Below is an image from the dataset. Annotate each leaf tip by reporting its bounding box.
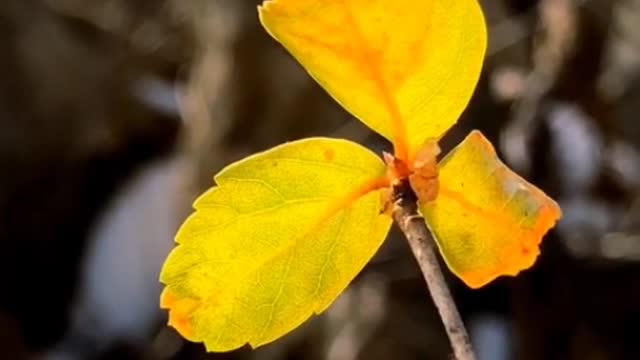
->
[460,199,562,289]
[258,0,280,23]
[467,130,496,156]
[257,0,274,12]
[160,288,199,342]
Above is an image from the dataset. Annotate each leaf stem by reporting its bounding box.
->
[392,179,477,360]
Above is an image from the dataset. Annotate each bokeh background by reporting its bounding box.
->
[1,0,639,359]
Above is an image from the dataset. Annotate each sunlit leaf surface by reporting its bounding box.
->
[160,138,391,351]
[161,0,562,352]
[421,131,562,288]
[259,0,487,161]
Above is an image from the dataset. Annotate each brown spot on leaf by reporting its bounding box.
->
[323,148,335,161]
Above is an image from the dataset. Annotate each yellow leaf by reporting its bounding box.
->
[420,131,562,288]
[160,138,391,351]
[259,0,487,162]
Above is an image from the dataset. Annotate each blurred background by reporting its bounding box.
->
[1,0,639,359]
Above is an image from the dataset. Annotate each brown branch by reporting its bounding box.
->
[392,180,477,360]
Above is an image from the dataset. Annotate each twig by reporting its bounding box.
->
[392,180,477,360]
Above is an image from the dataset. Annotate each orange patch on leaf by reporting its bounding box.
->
[161,288,200,341]
[337,4,411,161]
[441,184,562,289]
[323,148,335,161]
